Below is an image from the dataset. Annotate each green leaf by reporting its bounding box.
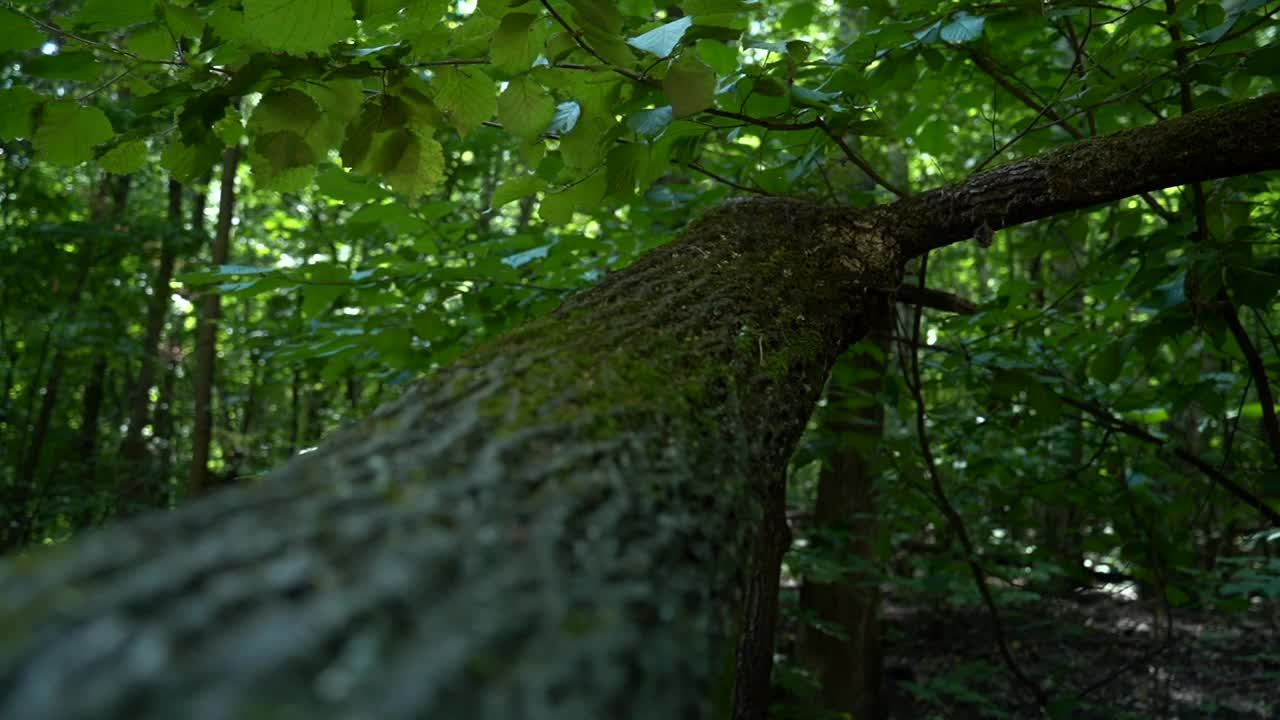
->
[384,132,445,197]
[626,16,694,58]
[940,12,984,43]
[242,0,357,54]
[626,106,673,137]
[566,0,622,34]
[663,53,716,118]
[1244,43,1280,77]
[560,113,611,170]
[251,130,318,191]
[72,0,157,30]
[539,174,606,224]
[0,8,44,52]
[491,13,546,74]
[1090,340,1126,385]
[161,137,222,183]
[476,0,518,17]
[98,140,149,174]
[498,75,556,140]
[492,175,548,208]
[362,0,447,31]
[316,165,389,202]
[433,66,497,136]
[24,52,100,82]
[125,23,178,61]
[0,87,45,139]
[779,3,816,30]
[695,38,738,75]
[684,0,749,13]
[605,143,648,198]
[250,89,325,135]
[303,284,345,319]
[32,101,116,167]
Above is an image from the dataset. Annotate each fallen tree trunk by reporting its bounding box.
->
[1,92,1277,720]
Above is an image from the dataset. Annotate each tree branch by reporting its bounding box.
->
[1060,395,1280,525]
[892,92,1280,258]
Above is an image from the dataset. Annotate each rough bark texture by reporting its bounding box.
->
[2,92,1279,720]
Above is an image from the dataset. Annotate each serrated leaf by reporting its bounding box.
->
[626,106,673,137]
[33,101,116,167]
[940,12,984,43]
[0,8,44,52]
[492,175,548,207]
[663,53,716,118]
[242,0,356,54]
[98,140,148,174]
[72,0,157,30]
[433,66,497,136]
[491,12,545,74]
[498,76,556,140]
[626,16,693,58]
[0,87,45,139]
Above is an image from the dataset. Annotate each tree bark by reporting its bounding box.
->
[0,93,1277,720]
[800,310,892,719]
[118,180,183,510]
[188,148,240,495]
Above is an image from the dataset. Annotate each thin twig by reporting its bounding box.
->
[817,118,907,197]
[906,253,1050,711]
[1061,396,1280,525]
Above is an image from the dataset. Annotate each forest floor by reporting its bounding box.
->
[882,595,1279,719]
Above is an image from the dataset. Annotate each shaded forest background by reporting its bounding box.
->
[1,0,1278,718]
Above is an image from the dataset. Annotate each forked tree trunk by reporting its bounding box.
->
[0,94,1277,720]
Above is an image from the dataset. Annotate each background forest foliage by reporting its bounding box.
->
[0,0,1278,717]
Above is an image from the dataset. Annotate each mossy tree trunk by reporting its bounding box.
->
[0,94,1277,720]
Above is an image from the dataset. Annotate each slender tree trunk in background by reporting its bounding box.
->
[73,355,108,526]
[800,308,892,719]
[188,148,240,495]
[1038,248,1085,591]
[153,322,181,503]
[289,364,302,454]
[1,92,1277,720]
[118,180,183,510]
